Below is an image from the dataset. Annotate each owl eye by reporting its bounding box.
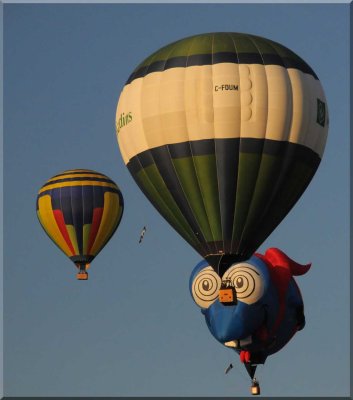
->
[222,263,264,304]
[191,266,221,308]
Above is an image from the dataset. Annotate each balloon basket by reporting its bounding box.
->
[219,288,235,304]
[250,381,260,396]
[76,271,88,280]
[219,279,237,306]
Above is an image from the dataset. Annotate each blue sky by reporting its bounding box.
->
[3,3,350,397]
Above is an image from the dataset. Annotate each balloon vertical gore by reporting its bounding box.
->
[116,32,328,274]
[36,169,124,278]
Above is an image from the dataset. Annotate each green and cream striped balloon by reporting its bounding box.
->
[115,32,328,274]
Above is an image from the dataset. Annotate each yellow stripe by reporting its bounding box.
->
[82,224,91,254]
[37,195,73,257]
[54,169,94,174]
[38,180,118,194]
[46,173,109,183]
[90,192,122,255]
[66,225,79,255]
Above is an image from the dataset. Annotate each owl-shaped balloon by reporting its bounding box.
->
[189,248,310,385]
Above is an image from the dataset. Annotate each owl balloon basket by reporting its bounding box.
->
[251,378,260,395]
[226,360,261,395]
[219,278,237,306]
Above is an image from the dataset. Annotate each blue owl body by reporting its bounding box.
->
[189,248,310,367]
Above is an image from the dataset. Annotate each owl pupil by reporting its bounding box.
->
[236,277,244,288]
[202,281,210,290]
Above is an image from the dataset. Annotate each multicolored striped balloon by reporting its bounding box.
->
[116,32,328,275]
[36,169,124,280]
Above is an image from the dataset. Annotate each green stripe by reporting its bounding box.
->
[128,139,320,175]
[190,154,222,241]
[128,149,318,261]
[136,32,305,68]
[83,224,91,254]
[135,164,200,248]
[173,155,221,243]
[248,161,317,252]
[232,153,262,246]
[126,32,318,85]
[236,153,290,248]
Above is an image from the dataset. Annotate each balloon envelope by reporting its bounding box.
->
[189,248,311,382]
[116,32,328,273]
[36,169,124,276]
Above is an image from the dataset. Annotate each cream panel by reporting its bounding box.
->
[312,82,328,157]
[212,63,241,138]
[289,71,314,149]
[264,65,293,142]
[286,69,309,145]
[184,65,215,140]
[287,70,328,157]
[116,86,129,163]
[239,64,268,139]
[117,64,328,164]
[116,79,148,164]
[140,71,164,150]
[159,68,189,145]
[302,74,328,157]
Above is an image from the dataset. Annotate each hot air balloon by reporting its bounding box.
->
[189,248,311,395]
[116,32,328,275]
[36,169,124,280]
